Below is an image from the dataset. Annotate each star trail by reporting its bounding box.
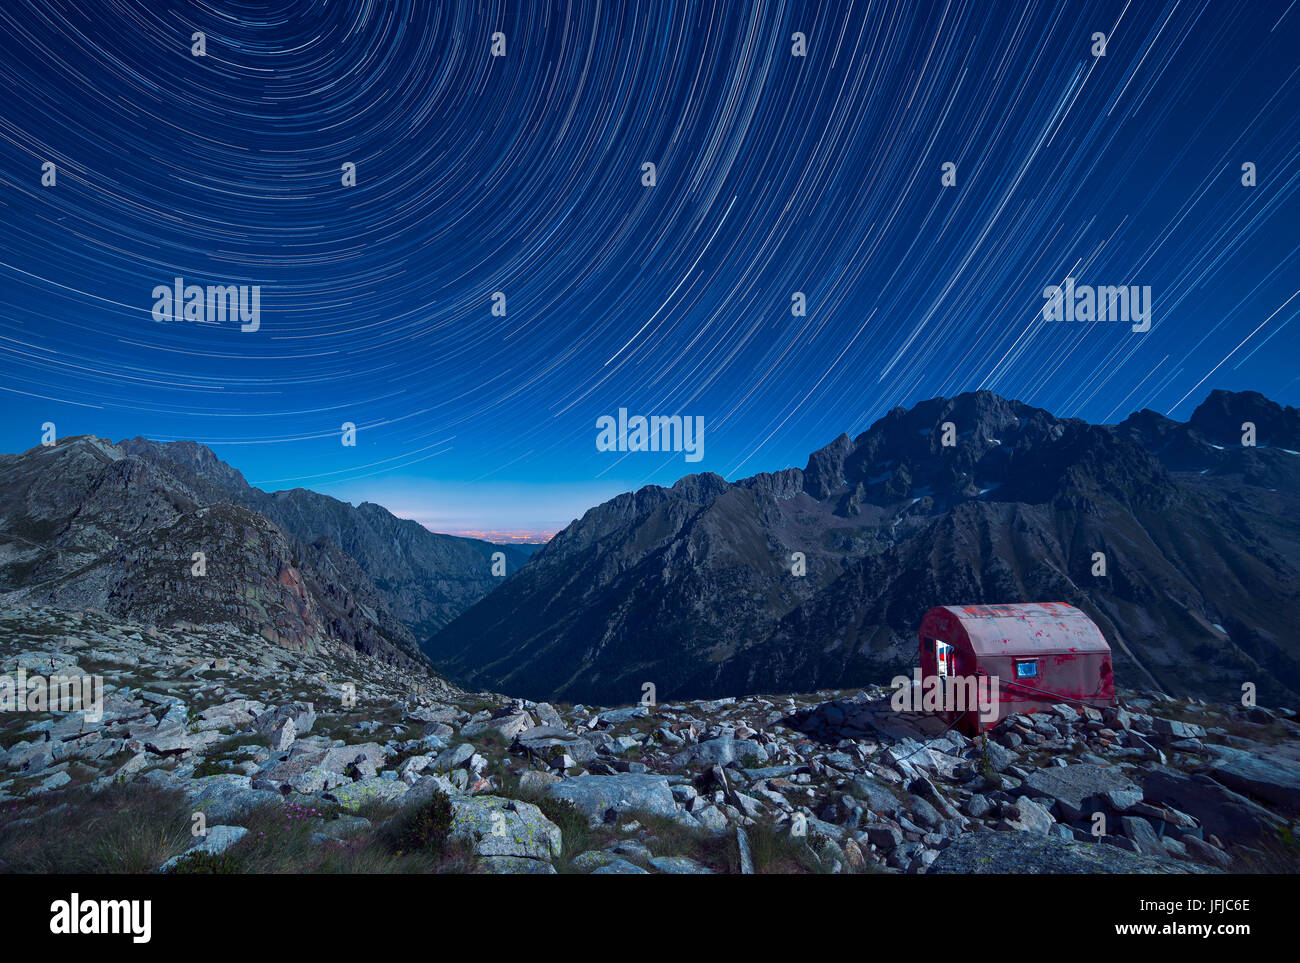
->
[0,0,1296,533]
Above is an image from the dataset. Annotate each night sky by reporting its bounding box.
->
[1,1,1296,535]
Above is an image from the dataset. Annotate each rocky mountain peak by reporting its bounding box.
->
[0,431,533,671]
[118,436,252,492]
[1188,389,1300,448]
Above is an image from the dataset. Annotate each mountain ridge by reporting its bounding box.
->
[425,389,1300,706]
[0,434,530,669]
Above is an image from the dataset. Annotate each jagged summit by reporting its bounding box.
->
[427,389,1300,707]
[1188,390,1300,447]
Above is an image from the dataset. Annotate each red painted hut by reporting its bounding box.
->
[917,602,1116,733]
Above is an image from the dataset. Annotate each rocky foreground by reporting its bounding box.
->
[1,603,1297,874]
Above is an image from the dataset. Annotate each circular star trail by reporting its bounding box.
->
[0,0,1296,531]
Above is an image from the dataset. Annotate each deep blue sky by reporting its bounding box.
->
[1,0,1296,534]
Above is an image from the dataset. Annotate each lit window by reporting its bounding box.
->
[1015,660,1038,679]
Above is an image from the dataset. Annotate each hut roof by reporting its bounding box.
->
[927,602,1110,657]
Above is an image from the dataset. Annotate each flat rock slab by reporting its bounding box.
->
[1141,767,1284,842]
[545,773,679,825]
[1206,745,1300,813]
[1023,764,1141,821]
[671,733,769,768]
[928,832,1212,874]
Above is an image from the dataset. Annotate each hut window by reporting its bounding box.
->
[1014,660,1038,679]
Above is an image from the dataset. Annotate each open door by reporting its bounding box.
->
[934,639,955,678]
[933,638,957,725]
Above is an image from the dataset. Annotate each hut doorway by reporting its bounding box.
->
[934,638,955,678]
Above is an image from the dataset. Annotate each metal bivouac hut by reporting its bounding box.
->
[918,602,1116,732]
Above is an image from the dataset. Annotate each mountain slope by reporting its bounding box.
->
[0,435,528,667]
[116,436,532,639]
[426,390,1300,706]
